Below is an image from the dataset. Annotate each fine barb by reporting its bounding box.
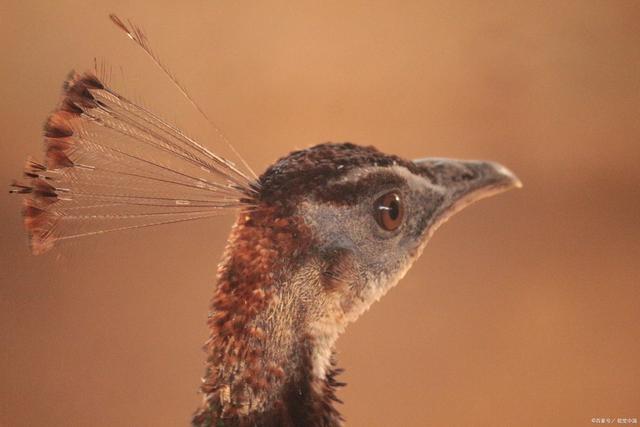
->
[108,14,258,181]
[10,71,257,254]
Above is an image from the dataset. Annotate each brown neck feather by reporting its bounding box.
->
[191,206,344,427]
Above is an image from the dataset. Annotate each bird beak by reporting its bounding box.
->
[412,157,522,232]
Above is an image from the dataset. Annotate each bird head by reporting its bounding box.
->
[239,142,522,381]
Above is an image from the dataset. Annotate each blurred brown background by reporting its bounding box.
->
[1,1,639,426]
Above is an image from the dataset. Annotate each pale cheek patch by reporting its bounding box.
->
[308,256,414,381]
[302,166,436,381]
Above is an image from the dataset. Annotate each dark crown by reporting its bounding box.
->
[258,142,419,207]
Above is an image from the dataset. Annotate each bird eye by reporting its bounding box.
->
[373,191,404,231]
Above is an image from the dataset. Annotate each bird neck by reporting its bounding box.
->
[192,207,344,427]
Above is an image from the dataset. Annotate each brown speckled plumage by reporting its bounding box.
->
[194,208,314,422]
[192,144,422,425]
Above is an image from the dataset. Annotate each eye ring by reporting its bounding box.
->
[373,191,404,231]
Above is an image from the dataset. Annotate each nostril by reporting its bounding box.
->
[460,170,476,181]
[450,165,476,182]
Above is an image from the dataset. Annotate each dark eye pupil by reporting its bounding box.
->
[373,191,404,231]
[388,200,399,220]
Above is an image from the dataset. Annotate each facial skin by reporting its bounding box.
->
[296,159,521,380]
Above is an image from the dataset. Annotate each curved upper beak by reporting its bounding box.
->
[413,157,522,225]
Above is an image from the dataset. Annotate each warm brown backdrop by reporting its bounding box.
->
[1,1,639,426]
